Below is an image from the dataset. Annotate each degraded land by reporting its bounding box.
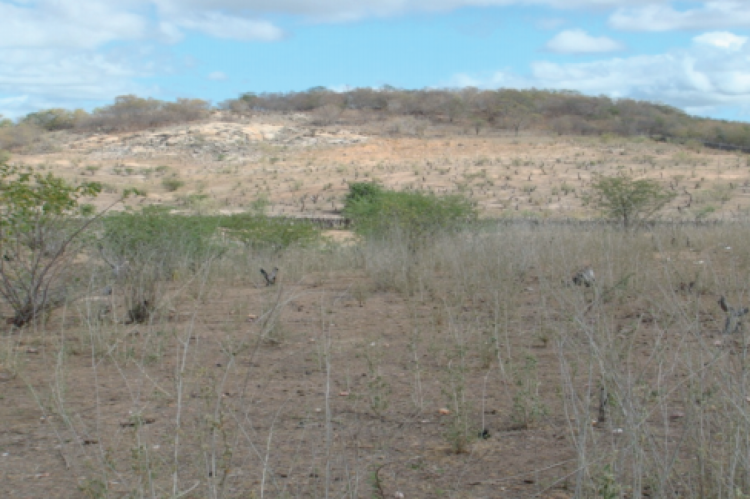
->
[2,94,750,498]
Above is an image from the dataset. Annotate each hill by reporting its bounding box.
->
[3,106,750,223]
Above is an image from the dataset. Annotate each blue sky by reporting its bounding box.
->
[2,1,750,121]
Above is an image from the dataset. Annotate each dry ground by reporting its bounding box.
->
[12,114,750,220]
[3,117,750,498]
[0,268,581,498]
[2,224,750,498]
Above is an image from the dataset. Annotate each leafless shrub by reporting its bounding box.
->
[218,98,253,116]
[0,123,45,151]
[76,95,210,133]
[384,116,428,137]
[310,104,342,126]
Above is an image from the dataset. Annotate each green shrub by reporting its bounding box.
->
[99,207,224,323]
[0,163,103,325]
[585,174,676,228]
[343,182,477,241]
[99,207,222,282]
[79,204,96,217]
[100,209,321,275]
[98,208,319,321]
[217,214,321,250]
[344,182,384,205]
[162,177,185,192]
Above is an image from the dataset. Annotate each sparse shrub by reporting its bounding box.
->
[175,193,212,212]
[441,361,475,454]
[585,173,676,228]
[249,194,270,215]
[310,104,342,125]
[385,116,428,137]
[101,183,119,194]
[0,163,103,326]
[706,182,734,205]
[511,354,548,429]
[79,204,96,217]
[695,205,716,219]
[162,177,185,192]
[363,346,391,416]
[20,108,87,131]
[0,123,45,151]
[77,95,210,133]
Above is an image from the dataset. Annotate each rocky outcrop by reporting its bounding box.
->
[68,121,368,160]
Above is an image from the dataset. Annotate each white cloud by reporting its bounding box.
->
[0,0,283,118]
[154,0,664,23]
[610,2,750,32]
[694,31,747,50]
[451,35,750,118]
[157,21,185,44]
[167,11,286,41]
[0,49,154,118]
[0,0,148,49]
[545,29,624,54]
[207,71,228,81]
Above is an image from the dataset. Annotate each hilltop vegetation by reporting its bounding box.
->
[2,87,750,152]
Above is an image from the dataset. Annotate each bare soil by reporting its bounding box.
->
[0,254,736,498]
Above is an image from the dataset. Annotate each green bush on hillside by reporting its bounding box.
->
[162,177,185,192]
[343,182,477,240]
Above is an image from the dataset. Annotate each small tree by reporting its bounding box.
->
[586,174,676,228]
[0,163,109,326]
